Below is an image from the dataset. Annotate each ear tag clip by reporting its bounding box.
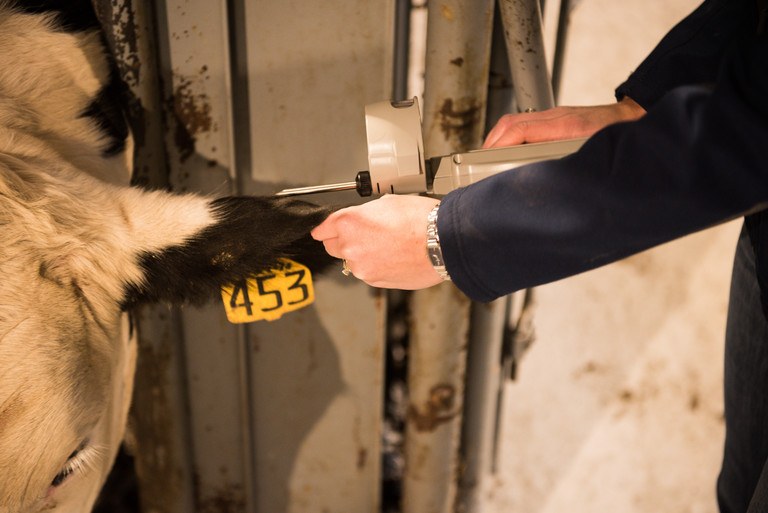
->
[221,259,315,323]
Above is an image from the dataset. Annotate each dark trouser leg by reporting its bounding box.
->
[718,225,768,513]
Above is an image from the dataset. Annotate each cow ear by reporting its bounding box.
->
[120,194,336,308]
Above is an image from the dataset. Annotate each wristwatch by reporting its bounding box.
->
[426,203,451,281]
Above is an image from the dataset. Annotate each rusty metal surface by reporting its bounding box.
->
[402,2,493,513]
[453,4,555,511]
[404,286,471,513]
[421,0,494,156]
[157,0,235,179]
[498,0,555,111]
[98,1,419,512]
[130,308,196,513]
[93,0,172,188]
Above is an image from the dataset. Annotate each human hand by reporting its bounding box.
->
[311,195,444,290]
[483,97,645,148]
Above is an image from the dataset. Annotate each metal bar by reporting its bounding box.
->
[404,1,494,512]
[458,2,555,511]
[485,1,516,133]
[404,287,472,513]
[421,0,495,155]
[276,181,358,197]
[551,0,572,103]
[455,300,507,513]
[227,1,259,510]
[498,0,555,111]
[393,0,412,101]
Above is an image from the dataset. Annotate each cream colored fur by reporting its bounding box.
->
[0,5,212,512]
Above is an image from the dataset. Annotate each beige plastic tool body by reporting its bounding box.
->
[366,97,585,196]
[429,138,586,195]
[276,97,586,198]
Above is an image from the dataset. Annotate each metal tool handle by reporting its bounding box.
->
[429,138,587,196]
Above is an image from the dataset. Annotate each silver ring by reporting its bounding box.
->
[341,259,352,276]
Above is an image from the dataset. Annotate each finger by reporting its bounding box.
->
[484,123,525,148]
[321,238,342,258]
[483,118,511,148]
[310,214,340,241]
[483,116,528,148]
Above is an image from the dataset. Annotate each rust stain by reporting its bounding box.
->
[171,74,214,162]
[130,312,183,513]
[97,0,141,89]
[440,4,455,21]
[572,360,600,379]
[94,0,149,158]
[437,98,481,150]
[407,384,458,432]
[196,479,246,513]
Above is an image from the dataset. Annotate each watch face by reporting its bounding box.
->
[427,245,445,266]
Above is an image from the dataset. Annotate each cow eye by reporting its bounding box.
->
[51,441,89,487]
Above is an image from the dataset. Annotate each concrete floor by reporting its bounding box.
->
[487,1,741,512]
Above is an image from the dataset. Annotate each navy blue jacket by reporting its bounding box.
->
[438,0,768,303]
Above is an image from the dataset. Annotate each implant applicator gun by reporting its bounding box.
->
[276,97,585,198]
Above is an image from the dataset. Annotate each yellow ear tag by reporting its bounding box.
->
[221,259,315,323]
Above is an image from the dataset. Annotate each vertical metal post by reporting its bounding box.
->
[498,0,555,111]
[241,1,393,511]
[456,299,507,513]
[421,0,495,155]
[485,1,516,132]
[392,0,412,101]
[551,0,572,103]
[404,2,494,513]
[458,2,555,511]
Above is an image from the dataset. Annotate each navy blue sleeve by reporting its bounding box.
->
[439,37,768,303]
[615,0,751,109]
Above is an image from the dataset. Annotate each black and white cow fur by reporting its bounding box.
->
[0,2,334,511]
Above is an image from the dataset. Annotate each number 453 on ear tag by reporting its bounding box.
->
[221,259,315,323]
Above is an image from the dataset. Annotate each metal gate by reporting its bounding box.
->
[95,0,568,511]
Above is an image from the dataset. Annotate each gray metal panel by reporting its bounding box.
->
[245,0,395,187]
[247,280,385,513]
[142,0,392,511]
[239,1,394,511]
[152,1,255,511]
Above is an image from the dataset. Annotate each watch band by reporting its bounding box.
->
[427,203,451,281]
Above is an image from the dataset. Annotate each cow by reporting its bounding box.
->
[0,2,334,511]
